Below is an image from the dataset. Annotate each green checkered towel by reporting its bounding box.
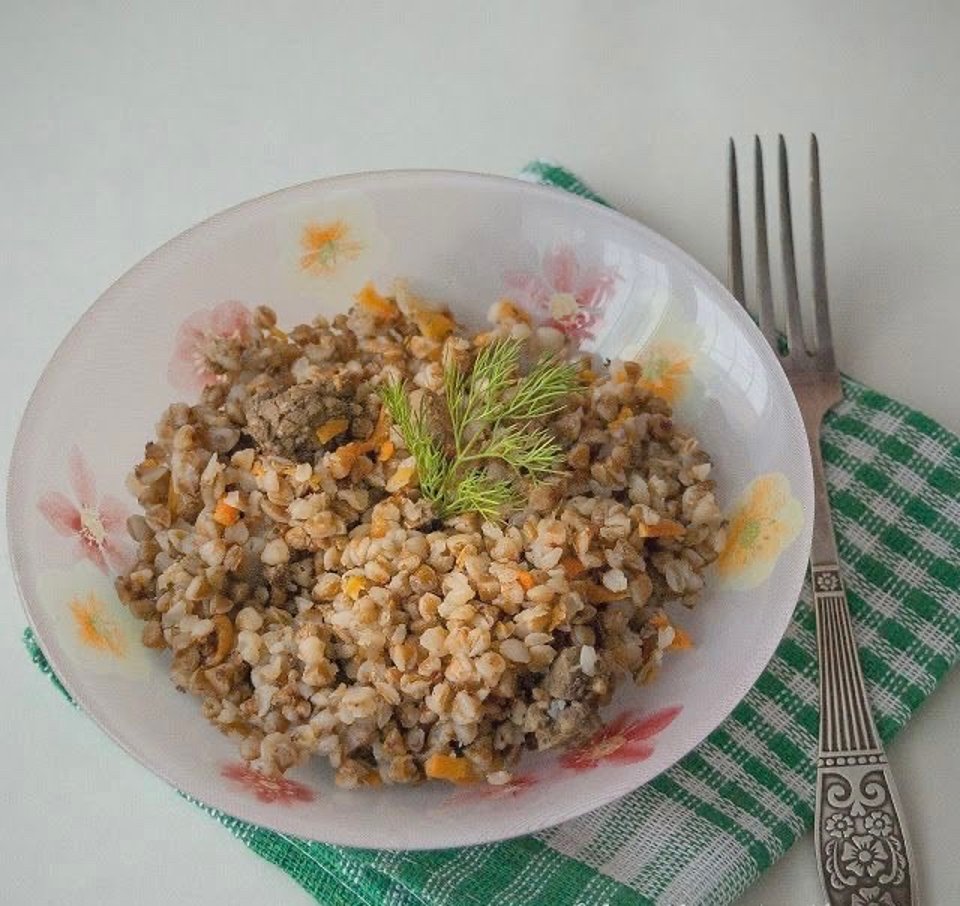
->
[23,163,960,906]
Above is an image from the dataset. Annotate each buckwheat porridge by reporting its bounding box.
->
[116,282,725,789]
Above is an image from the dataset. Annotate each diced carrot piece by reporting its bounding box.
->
[560,556,586,579]
[355,282,399,320]
[636,519,685,539]
[413,308,455,342]
[328,399,391,468]
[316,417,350,444]
[491,298,532,325]
[213,498,241,526]
[343,575,368,601]
[363,404,392,452]
[385,459,416,493]
[327,442,362,478]
[424,753,479,784]
[610,405,634,429]
[516,571,535,591]
[581,582,624,604]
[378,440,395,462]
[669,627,695,650]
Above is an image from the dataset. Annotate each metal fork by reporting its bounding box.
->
[727,135,918,906]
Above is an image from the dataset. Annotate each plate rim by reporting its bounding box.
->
[7,168,814,849]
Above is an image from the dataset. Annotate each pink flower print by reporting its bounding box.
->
[168,301,253,394]
[503,244,620,342]
[37,447,130,574]
[560,705,682,772]
[221,763,315,806]
[446,773,539,806]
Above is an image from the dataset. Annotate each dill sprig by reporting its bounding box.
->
[379,380,449,502]
[479,424,564,482]
[380,338,578,521]
[453,469,520,523]
[496,354,581,422]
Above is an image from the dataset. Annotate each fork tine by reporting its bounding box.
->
[754,136,777,346]
[810,133,834,362]
[727,139,745,303]
[778,134,806,354]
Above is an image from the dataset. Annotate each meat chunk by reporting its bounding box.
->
[545,647,591,700]
[531,647,613,749]
[532,700,600,750]
[243,384,360,460]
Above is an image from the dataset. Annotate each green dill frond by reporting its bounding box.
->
[481,425,565,481]
[413,429,449,502]
[380,378,412,433]
[471,337,522,395]
[380,338,576,523]
[497,353,580,423]
[442,347,469,444]
[471,338,523,422]
[379,379,450,500]
[447,469,519,522]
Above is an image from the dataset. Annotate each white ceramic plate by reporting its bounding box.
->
[8,171,813,849]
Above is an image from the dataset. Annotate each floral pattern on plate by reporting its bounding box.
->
[168,300,254,395]
[560,705,682,772]
[503,243,620,341]
[632,338,695,403]
[443,772,542,807]
[69,591,126,657]
[37,446,130,574]
[621,317,704,407]
[221,762,315,805]
[283,196,389,306]
[299,220,364,275]
[36,561,150,675]
[716,472,804,590]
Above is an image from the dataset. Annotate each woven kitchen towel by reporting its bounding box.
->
[23,163,960,906]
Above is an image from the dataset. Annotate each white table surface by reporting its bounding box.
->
[2,3,958,904]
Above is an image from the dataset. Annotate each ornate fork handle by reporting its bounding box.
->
[813,564,916,905]
[728,135,919,905]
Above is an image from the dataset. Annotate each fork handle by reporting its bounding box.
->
[813,564,918,905]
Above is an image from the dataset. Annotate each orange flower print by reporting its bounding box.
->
[299,220,363,275]
[70,592,125,657]
[717,473,804,589]
[38,563,148,675]
[634,340,693,403]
